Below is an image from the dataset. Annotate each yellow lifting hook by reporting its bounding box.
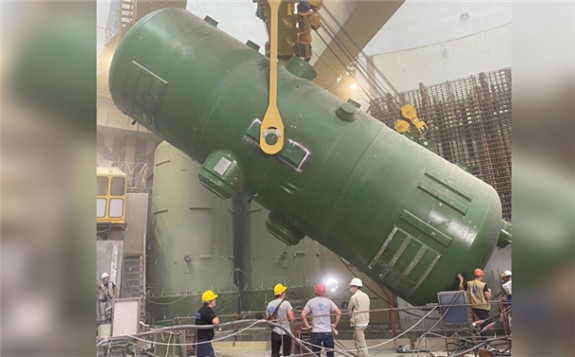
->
[260,0,285,155]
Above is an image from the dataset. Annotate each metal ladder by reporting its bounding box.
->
[121,254,145,319]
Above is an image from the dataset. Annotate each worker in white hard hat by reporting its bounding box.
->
[195,290,220,357]
[266,283,294,357]
[499,270,512,332]
[348,277,370,357]
[500,270,512,302]
[97,272,116,322]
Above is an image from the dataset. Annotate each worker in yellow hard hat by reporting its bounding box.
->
[458,269,494,335]
[266,283,294,357]
[194,290,220,357]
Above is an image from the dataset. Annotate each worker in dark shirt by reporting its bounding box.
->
[195,290,220,357]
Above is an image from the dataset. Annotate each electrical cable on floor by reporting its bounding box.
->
[307,303,510,357]
[164,332,172,357]
[97,319,265,347]
[448,336,510,357]
[279,305,439,357]
[424,316,510,355]
[98,302,511,356]
[419,301,510,355]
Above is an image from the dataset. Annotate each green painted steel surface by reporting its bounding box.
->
[148,142,235,301]
[110,9,503,306]
[243,200,321,291]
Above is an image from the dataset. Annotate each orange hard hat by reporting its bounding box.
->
[473,268,484,277]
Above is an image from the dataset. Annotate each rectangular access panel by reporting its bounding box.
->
[438,290,469,325]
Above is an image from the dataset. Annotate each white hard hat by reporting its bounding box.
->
[503,270,512,277]
[349,278,363,287]
[101,272,110,279]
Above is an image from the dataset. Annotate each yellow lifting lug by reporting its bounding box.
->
[414,121,429,136]
[400,104,429,137]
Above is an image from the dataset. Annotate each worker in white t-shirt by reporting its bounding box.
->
[301,283,341,357]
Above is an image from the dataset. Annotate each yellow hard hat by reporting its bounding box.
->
[201,290,218,303]
[273,283,287,296]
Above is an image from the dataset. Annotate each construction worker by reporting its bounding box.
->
[266,283,294,357]
[348,278,370,357]
[499,270,512,332]
[301,282,342,357]
[458,269,493,332]
[500,270,512,302]
[195,290,220,357]
[97,272,116,322]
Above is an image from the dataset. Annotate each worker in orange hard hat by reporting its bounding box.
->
[301,282,342,357]
[194,290,220,357]
[458,269,494,334]
[266,283,294,357]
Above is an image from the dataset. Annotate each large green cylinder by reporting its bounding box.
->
[147,141,236,319]
[110,9,504,305]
